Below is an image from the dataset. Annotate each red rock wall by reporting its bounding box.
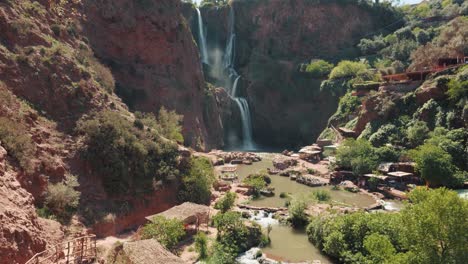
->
[82,0,223,150]
[0,145,64,264]
[91,185,179,237]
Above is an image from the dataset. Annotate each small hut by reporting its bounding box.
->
[145,202,210,230]
[122,239,185,264]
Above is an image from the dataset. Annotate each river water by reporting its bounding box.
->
[235,153,376,208]
[225,153,377,263]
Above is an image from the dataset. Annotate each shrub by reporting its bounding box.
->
[415,30,431,45]
[329,60,369,80]
[395,27,414,40]
[178,157,215,204]
[142,216,185,251]
[77,111,179,196]
[375,146,401,162]
[426,127,467,170]
[43,175,81,223]
[135,108,184,143]
[212,211,262,260]
[358,35,387,55]
[214,192,236,213]
[369,124,399,147]
[51,24,61,37]
[305,59,334,78]
[0,117,36,173]
[312,190,331,202]
[194,232,208,260]
[446,79,468,102]
[336,139,378,176]
[288,197,308,227]
[406,120,429,147]
[76,47,115,93]
[243,174,267,198]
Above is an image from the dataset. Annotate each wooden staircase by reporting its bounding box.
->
[25,235,97,264]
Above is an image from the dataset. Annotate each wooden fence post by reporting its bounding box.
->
[66,241,70,264]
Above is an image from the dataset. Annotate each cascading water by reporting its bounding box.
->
[196,8,209,64]
[224,6,255,150]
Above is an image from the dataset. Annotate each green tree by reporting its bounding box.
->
[364,233,397,263]
[212,211,262,260]
[178,157,215,204]
[410,144,456,187]
[336,139,378,175]
[77,111,179,195]
[242,174,267,197]
[402,188,468,264]
[214,192,236,213]
[406,120,429,147]
[142,216,185,251]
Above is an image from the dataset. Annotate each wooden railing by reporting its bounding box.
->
[25,235,97,264]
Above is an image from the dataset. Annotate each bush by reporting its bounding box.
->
[336,139,378,176]
[312,190,331,202]
[43,175,81,223]
[212,211,262,261]
[288,197,308,227]
[142,216,185,251]
[243,174,267,198]
[304,59,334,78]
[178,157,215,204]
[369,124,400,147]
[135,107,184,143]
[358,35,387,55]
[0,117,36,173]
[214,192,236,213]
[194,232,208,260]
[375,146,401,162]
[406,120,429,147]
[446,79,468,102]
[77,111,179,196]
[329,60,369,80]
[426,127,467,170]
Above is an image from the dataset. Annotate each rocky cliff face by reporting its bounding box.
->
[0,1,213,262]
[82,0,223,150]
[201,0,399,147]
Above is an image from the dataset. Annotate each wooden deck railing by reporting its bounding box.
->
[25,235,97,264]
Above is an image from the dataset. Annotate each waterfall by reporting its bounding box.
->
[224,7,235,69]
[196,8,209,64]
[233,98,254,149]
[231,75,241,97]
[224,6,255,150]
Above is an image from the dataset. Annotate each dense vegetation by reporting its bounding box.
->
[319,0,467,188]
[178,156,216,204]
[38,175,81,224]
[141,216,186,252]
[307,188,468,264]
[209,211,262,263]
[77,111,180,196]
